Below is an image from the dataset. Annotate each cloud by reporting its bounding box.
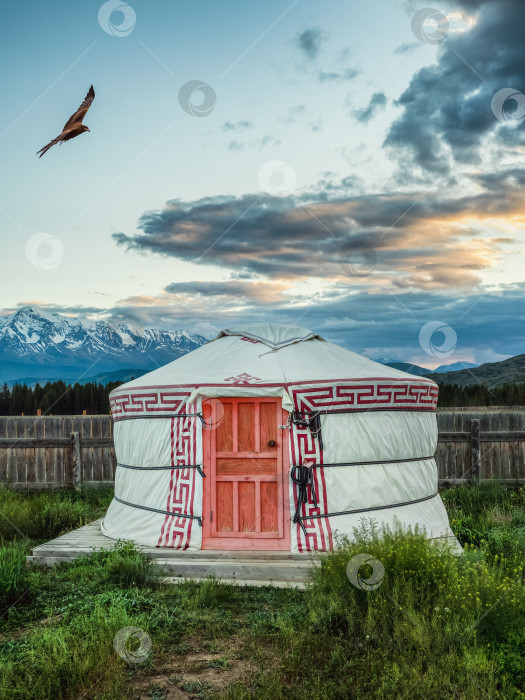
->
[112,171,522,290]
[65,282,525,366]
[164,279,292,304]
[318,67,360,83]
[296,28,324,61]
[354,92,387,123]
[221,120,253,132]
[393,42,420,55]
[385,0,525,174]
[286,105,306,122]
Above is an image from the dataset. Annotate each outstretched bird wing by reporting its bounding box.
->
[62,85,95,130]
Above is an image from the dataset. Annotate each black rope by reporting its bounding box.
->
[114,496,202,526]
[293,407,436,414]
[113,413,205,424]
[290,464,318,530]
[117,462,205,477]
[294,490,439,534]
[291,411,324,449]
[291,456,435,468]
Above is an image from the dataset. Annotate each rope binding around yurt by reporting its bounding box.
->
[290,461,318,534]
[290,410,324,449]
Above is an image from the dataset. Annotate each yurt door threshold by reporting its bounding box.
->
[202,398,291,551]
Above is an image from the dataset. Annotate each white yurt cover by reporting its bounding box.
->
[102,323,460,552]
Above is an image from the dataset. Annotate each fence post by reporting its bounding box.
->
[470,419,481,483]
[71,431,82,491]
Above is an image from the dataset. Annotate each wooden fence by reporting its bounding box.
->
[0,409,524,490]
[0,416,114,490]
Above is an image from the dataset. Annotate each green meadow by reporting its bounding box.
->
[0,483,524,699]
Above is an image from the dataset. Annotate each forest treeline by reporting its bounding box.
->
[437,382,525,407]
[0,379,524,415]
[0,381,123,416]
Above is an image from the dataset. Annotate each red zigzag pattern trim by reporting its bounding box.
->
[110,391,191,419]
[157,408,198,550]
[292,381,438,413]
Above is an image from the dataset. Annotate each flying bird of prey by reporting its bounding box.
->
[37,85,95,158]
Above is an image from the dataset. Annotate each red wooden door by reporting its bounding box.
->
[202,397,290,550]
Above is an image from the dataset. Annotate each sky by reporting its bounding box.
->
[1,0,524,369]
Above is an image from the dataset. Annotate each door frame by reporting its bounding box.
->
[201,397,291,551]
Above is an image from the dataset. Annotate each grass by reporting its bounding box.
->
[0,482,523,699]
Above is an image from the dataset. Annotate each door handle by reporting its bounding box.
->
[267,439,276,447]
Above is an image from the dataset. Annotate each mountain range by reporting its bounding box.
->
[0,307,522,389]
[0,307,206,383]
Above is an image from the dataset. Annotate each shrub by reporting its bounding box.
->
[104,542,162,589]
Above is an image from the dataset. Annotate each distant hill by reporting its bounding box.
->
[3,368,150,389]
[432,361,478,373]
[382,362,431,376]
[424,354,525,388]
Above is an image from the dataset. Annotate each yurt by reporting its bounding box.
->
[102,323,459,553]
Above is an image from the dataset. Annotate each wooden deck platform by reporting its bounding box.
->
[27,520,315,589]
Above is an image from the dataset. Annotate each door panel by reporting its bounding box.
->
[202,397,290,550]
[216,458,276,476]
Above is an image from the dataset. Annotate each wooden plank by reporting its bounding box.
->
[0,416,7,482]
[238,481,255,532]
[217,458,276,476]
[238,402,255,452]
[71,432,82,491]
[470,419,481,483]
[216,481,233,532]
[217,402,233,453]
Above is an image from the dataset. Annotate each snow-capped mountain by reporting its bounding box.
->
[0,307,207,381]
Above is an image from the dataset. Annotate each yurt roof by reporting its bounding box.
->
[115,322,436,394]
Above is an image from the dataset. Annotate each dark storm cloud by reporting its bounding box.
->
[385,0,525,173]
[296,28,324,61]
[354,92,387,124]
